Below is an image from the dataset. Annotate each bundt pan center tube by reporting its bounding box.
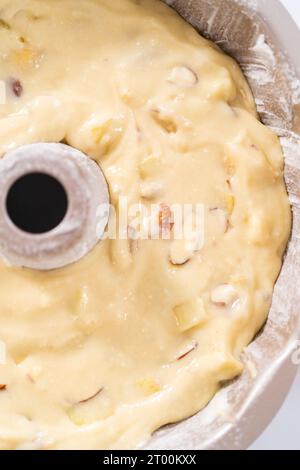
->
[0,143,109,270]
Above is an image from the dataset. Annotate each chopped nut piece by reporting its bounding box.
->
[18,358,43,382]
[0,384,7,391]
[211,284,238,307]
[137,378,161,395]
[78,387,104,404]
[168,65,198,88]
[159,203,174,236]
[176,341,198,361]
[67,389,111,426]
[169,239,194,265]
[174,298,207,332]
[9,78,23,97]
[209,208,230,234]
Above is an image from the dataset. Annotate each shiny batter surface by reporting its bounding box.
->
[0,0,291,450]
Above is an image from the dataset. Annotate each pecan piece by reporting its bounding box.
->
[10,78,23,97]
[77,387,104,405]
[176,341,198,361]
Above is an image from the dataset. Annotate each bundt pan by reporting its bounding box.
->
[145,0,300,450]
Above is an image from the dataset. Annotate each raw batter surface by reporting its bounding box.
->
[0,0,291,450]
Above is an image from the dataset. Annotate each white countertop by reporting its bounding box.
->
[251,0,300,451]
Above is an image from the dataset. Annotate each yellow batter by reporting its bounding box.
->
[0,0,291,450]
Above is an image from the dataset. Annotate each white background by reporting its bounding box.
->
[251,0,300,451]
[281,0,300,27]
